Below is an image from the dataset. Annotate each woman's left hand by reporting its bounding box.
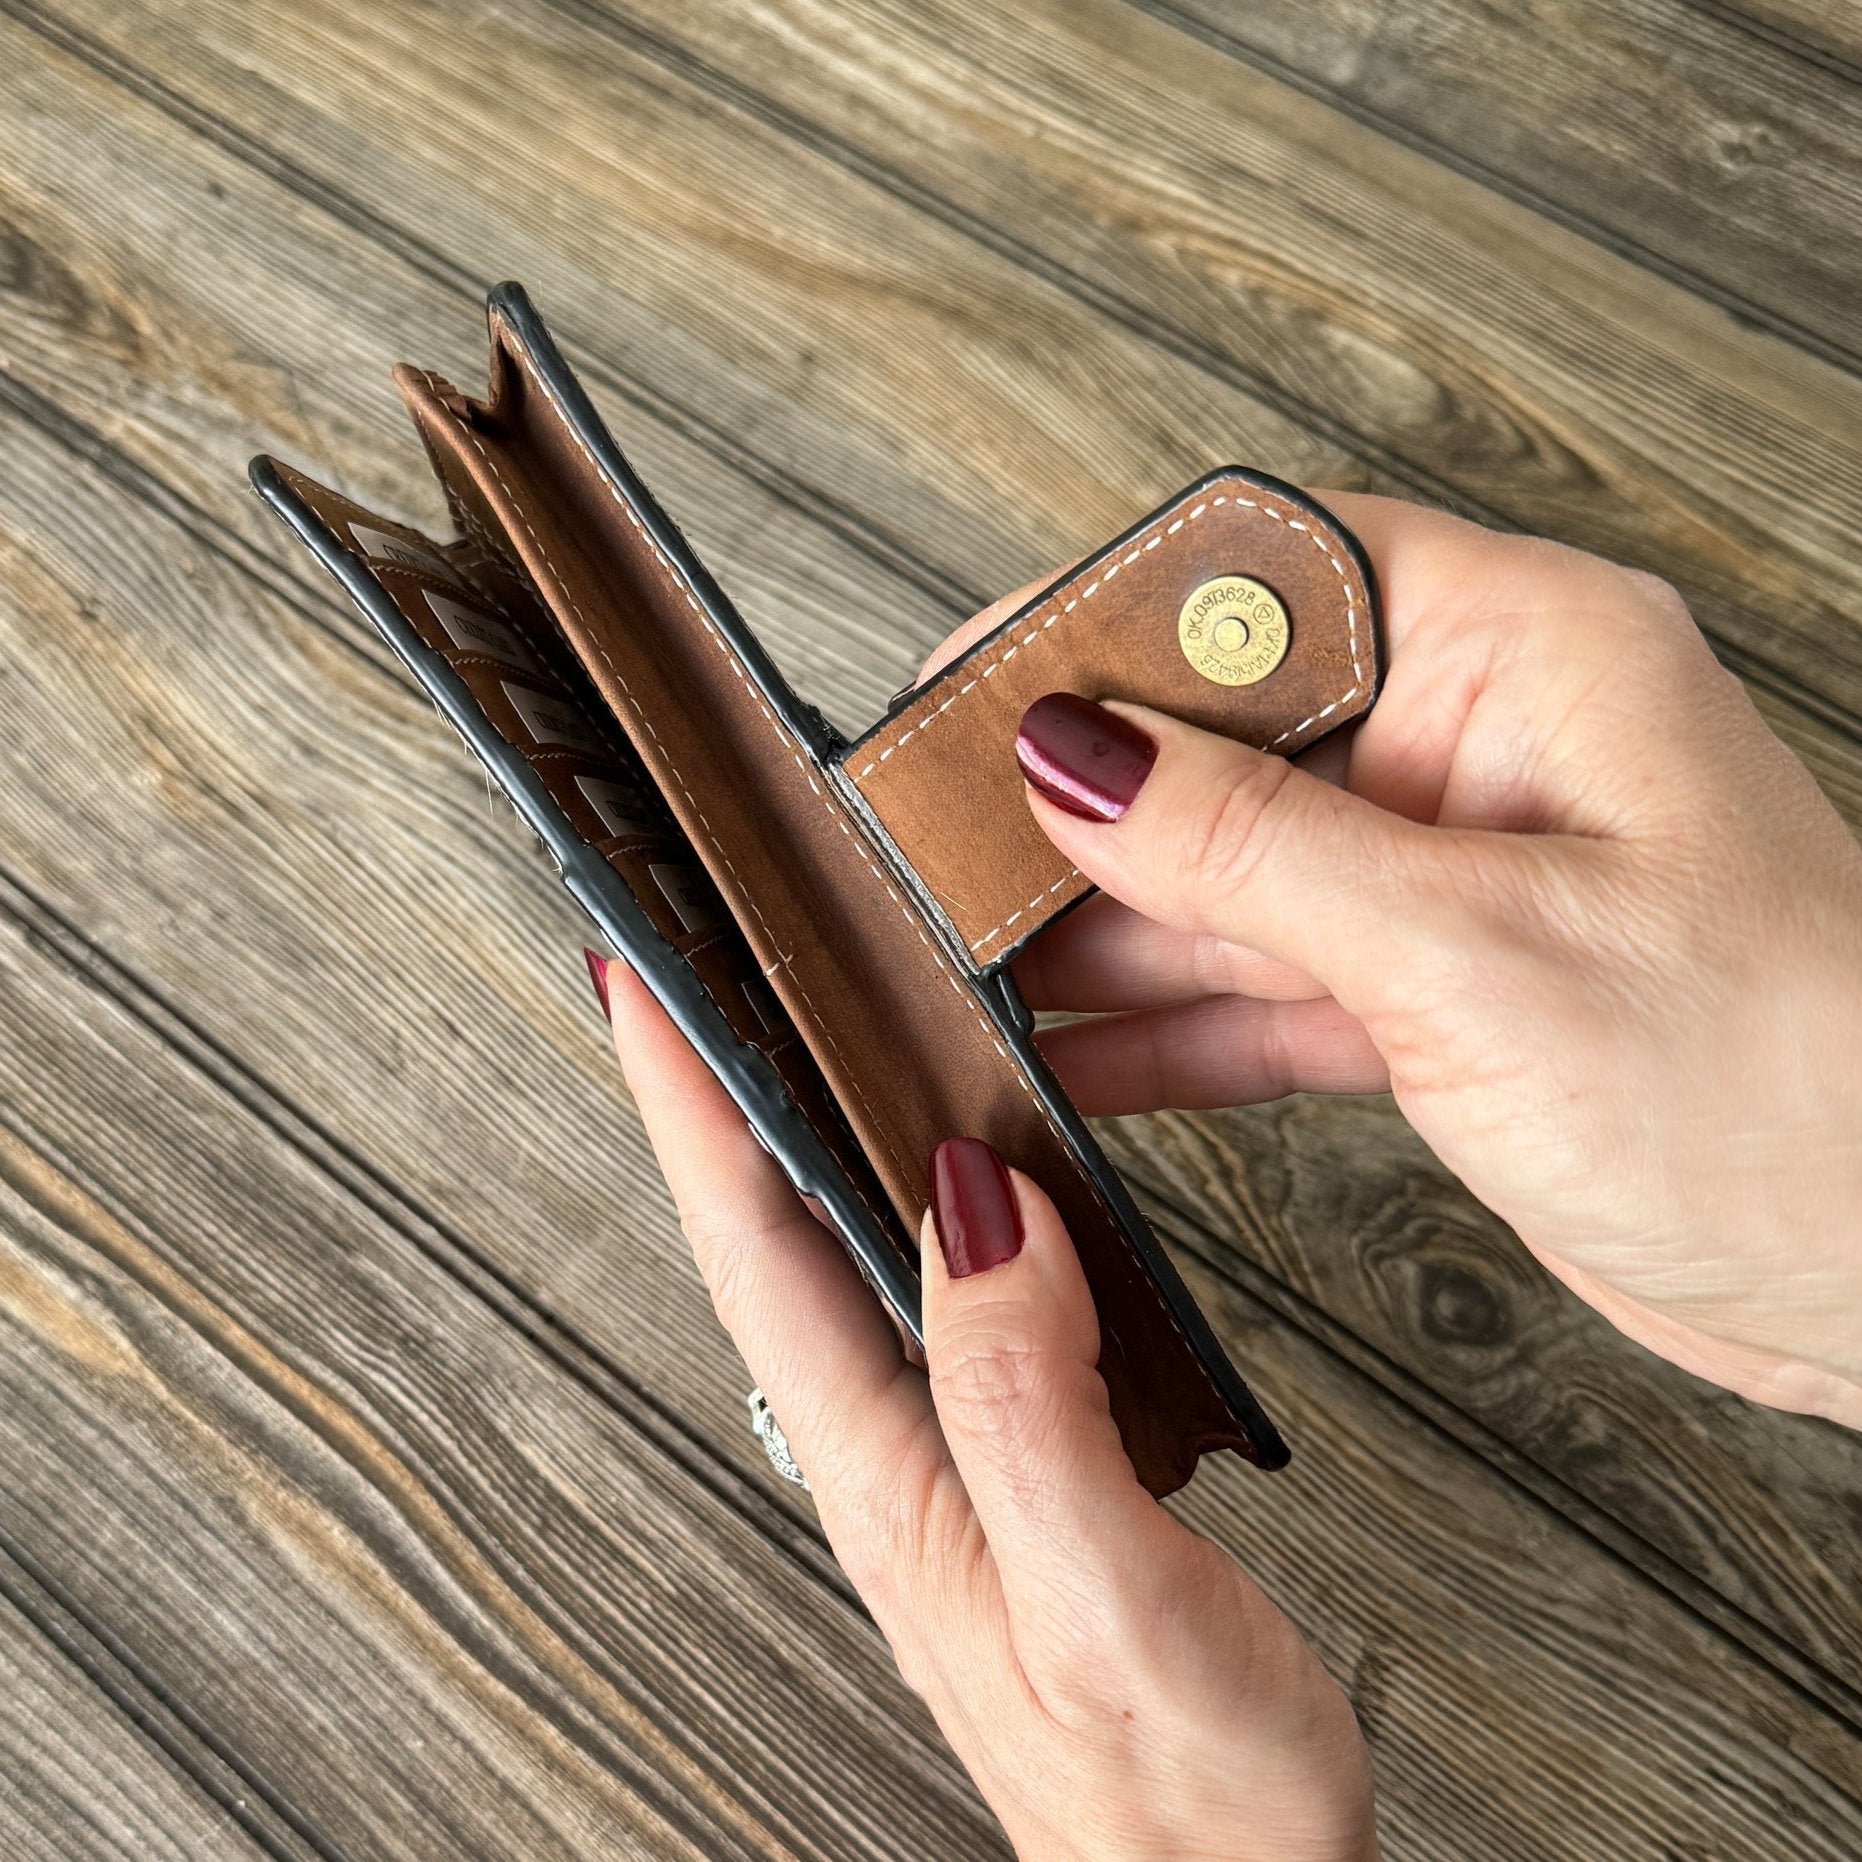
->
[587,950,1377,1862]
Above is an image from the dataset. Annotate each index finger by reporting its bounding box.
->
[595,953,939,1504]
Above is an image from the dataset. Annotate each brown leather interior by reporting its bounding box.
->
[844,480,1378,969]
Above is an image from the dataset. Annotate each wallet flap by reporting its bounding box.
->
[840,475,1380,970]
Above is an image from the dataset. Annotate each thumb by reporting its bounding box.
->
[1015,693,1490,1007]
[921,1140,1164,1625]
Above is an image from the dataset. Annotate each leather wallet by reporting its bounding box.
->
[252,284,1383,1496]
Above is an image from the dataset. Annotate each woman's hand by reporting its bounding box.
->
[984,492,1862,1427]
[589,953,1378,1862]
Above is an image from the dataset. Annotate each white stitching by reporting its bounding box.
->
[967,866,1082,954]
[862,486,1366,962]
[853,490,1362,782]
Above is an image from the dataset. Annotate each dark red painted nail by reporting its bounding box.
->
[929,1138,1024,1278]
[1015,693,1156,822]
[583,947,612,1023]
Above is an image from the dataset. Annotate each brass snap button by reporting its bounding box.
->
[1176,576,1290,687]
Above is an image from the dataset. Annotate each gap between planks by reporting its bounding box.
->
[1683,0,1862,86]
[0,1529,344,1862]
[1121,0,1862,378]
[4,141,1862,1723]
[7,0,1862,1757]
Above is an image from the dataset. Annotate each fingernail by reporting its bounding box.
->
[929,1138,1024,1278]
[890,680,918,708]
[1015,693,1156,822]
[582,947,612,1023]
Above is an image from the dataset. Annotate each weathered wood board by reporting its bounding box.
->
[2,0,1859,1853]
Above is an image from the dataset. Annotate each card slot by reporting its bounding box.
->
[275,476,479,598]
[678,939,802,1065]
[599,844,736,951]
[344,517,467,587]
[354,554,491,606]
[277,469,580,699]
[374,580,554,685]
[445,661,632,770]
[399,578,549,678]
[682,940,771,1047]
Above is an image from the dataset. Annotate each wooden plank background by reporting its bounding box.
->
[1,0,1858,1854]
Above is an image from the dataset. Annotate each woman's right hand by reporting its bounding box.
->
[981,494,1862,1425]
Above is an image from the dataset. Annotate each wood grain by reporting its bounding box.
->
[593,0,1862,714]
[6,0,1862,1700]
[0,21,943,732]
[1145,0,1862,368]
[1,170,1860,1861]
[1,581,1858,1856]
[0,907,1000,1862]
[0,1566,288,1862]
[2,0,1861,1851]
[18,0,1862,733]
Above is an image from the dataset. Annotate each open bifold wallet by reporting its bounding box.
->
[253,284,1383,1496]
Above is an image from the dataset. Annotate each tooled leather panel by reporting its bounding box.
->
[269,467,886,1230]
[842,475,1380,970]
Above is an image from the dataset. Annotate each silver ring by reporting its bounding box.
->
[747,1387,809,1489]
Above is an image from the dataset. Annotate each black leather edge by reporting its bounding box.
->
[485,282,849,765]
[248,453,925,1350]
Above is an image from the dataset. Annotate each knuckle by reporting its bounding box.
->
[677,1204,802,1333]
[931,1331,1104,1525]
[1178,752,1298,900]
[676,1204,738,1282]
[931,1329,1051,1428]
[1619,566,1690,625]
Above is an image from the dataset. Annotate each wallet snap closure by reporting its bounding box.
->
[1177,574,1291,686]
[838,470,1382,971]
